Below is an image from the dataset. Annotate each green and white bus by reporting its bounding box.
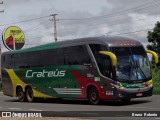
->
[1,36,158,104]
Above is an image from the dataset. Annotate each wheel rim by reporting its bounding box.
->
[89,88,99,104]
[18,91,24,101]
[91,92,97,101]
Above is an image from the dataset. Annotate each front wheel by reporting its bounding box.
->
[26,87,34,102]
[88,87,100,105]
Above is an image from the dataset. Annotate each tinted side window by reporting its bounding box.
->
[89,44,113,78]
[11,48,65,68]
[64,45,91,65]
[2,54,10,68]
[27,48,65,67]
[89,44,107,53]
[42,48,65,66]
[98,54,112,78]
[7,45,91,68]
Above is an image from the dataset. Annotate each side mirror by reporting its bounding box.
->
[99,51,117,66]
[146,50,159,64]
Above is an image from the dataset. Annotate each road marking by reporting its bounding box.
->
[8,108,22,110]
[29,109,43,111]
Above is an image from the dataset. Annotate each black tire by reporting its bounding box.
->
[88,87,100,105]
[26,87,34,102]
[17,88,26,102]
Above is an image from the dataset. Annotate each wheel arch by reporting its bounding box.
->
[25,85,33,92]
[86,84,99,98]
[16,85,23,96]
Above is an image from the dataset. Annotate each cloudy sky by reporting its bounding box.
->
[0,0,160,52]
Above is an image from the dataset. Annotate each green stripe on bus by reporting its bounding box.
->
[9,43,60,54]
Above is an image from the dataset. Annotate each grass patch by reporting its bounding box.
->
[152,69,160,94]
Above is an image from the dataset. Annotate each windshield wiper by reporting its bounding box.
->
[135,61,147,81]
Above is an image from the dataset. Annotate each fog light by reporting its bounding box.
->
[119,93,123,97]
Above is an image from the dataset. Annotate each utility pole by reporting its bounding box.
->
[50,14,58,42]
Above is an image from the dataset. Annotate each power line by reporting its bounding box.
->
[24,21,52,33]
[0,15,50,27]
[1,0,158,44]
[24,17,158,40]
[0,0,158,28]
[23,28,153,47]
[25,23,154,40]
[24,17,156,39]
[26,33,54,40]
[51,15,157,35]
[53,1,160,35]
[59,0,158,21]
[24,11,159,38]
[57,18,157,36]
[109,28,153,36]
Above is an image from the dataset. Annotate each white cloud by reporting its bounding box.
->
[1,0,160,52]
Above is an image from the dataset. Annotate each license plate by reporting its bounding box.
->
[136,93,142,97]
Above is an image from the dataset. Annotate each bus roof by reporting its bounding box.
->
[4,36,142,54]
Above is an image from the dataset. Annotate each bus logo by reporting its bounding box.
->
[26,69,66,78]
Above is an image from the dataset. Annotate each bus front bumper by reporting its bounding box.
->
[114,85,153,100]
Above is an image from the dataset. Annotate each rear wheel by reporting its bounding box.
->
[26,87,34,102]
[88,87,100,105]
[17,88,26,102]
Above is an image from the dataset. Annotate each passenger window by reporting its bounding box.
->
[28,48,65,67]
[64,45,91,65]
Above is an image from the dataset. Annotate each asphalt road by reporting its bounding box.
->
[0,92,160,120]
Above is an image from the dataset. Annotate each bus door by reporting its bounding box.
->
[89,44,115,79]
[89,44,117,94]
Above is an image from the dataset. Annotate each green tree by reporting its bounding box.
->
[147,21,160,66]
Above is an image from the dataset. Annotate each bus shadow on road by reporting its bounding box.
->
[5,98,151,106]
[100,100,151,106]
[37,97,152,106]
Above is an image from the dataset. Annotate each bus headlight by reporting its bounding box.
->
[110,82,125,89]
[143,79,153,86]
[118,93,123,97]
[117,82,125,89]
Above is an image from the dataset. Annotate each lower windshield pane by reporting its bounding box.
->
[116,55,131,80]
[113,46,151,82]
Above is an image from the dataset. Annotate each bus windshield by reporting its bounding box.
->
[112,46,151,82]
